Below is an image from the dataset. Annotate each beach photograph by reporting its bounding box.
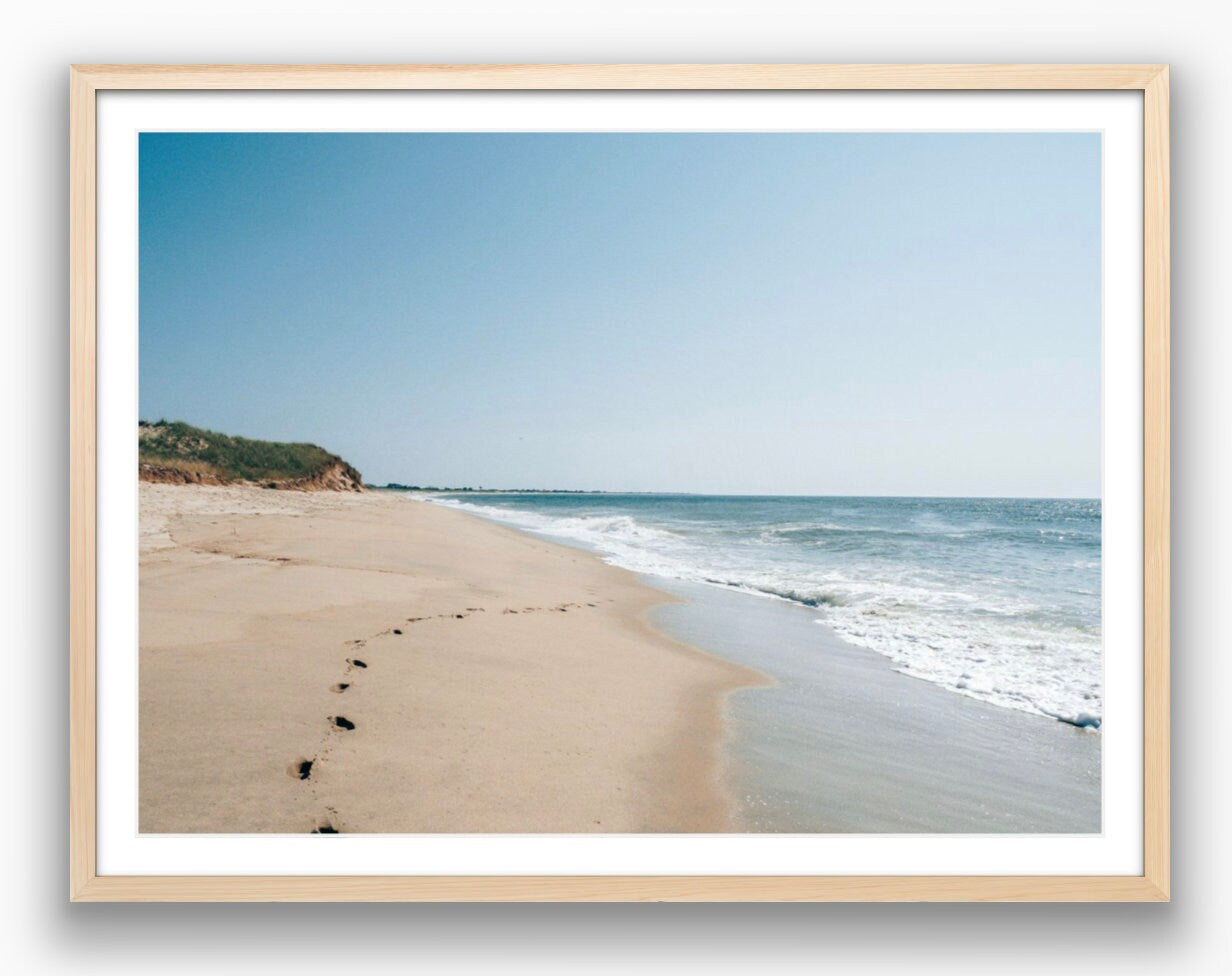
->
[138,130,1102,835]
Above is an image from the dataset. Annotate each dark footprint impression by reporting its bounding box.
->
[347,658,367,668]
[331,682,350,693]
[287,758,314,781]
[311,824,339,834]
[331,716,356,731]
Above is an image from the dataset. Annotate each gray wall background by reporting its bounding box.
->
[2,2,1224,972]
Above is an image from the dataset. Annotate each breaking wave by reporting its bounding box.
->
[426,494,1102,729]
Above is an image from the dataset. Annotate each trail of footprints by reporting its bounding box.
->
[295,598,606,833]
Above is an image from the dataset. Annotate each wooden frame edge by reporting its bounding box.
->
[1141,65,1171,902]
[68,62,1167,91]
[72,874,1168,903]
[68,63,1171,904]
[69,64,98,903]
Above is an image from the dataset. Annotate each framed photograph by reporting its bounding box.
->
[69,64,1170,902]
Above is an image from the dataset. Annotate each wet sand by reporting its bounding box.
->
[652,578,1101,832]
[138,483,759,833]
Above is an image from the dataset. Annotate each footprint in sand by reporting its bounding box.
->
[347,658,367,668]
[287,757,314,780]
[330,716,356,731]
[331,682,350,693]
[311,823,338,834]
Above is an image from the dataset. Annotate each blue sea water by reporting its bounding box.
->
[428,494,1102,728]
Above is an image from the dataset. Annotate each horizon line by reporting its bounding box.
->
[375,485,1101,501]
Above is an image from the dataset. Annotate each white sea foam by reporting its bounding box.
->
[426,496,1102,729]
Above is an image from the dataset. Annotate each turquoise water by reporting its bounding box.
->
[429,494,1102,729]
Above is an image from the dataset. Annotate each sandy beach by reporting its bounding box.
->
[139,483,759,833]
[140,483,1100,836]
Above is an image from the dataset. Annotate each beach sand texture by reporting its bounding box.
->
[139,483,758,833]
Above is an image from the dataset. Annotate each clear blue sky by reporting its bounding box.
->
[139,132,1101,496]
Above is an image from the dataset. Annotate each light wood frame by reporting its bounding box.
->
[69,63,1170,903]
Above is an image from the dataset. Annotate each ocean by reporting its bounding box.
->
[428,493,1102,731]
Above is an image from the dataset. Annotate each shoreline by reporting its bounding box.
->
[434,499,1101,832]
[652,579,1100,832]
[139,483,761,833]
[425,493,1102,732]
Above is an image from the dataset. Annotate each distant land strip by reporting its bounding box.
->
[377,484,606,494]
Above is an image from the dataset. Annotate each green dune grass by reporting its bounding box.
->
[139,420,360,486]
